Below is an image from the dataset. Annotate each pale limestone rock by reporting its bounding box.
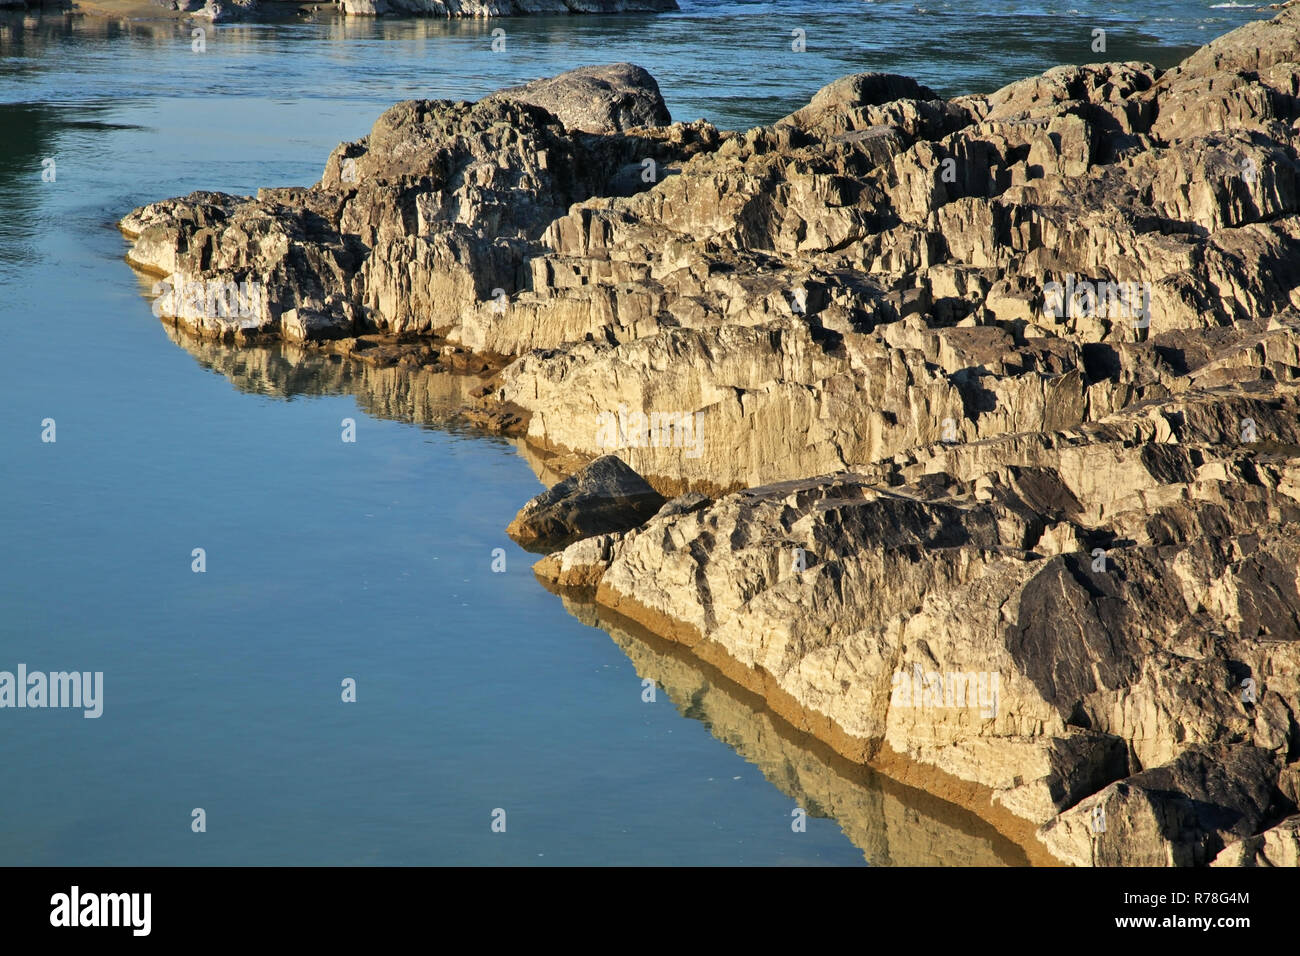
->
[119,10,1300,866]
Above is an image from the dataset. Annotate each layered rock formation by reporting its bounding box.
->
[550,593,1047,866]
[120,10,1300,865]
[119,62,720,349]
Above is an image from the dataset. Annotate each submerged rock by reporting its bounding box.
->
[506,454,665,550]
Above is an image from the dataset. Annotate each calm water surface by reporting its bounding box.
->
[0,0,1270,864]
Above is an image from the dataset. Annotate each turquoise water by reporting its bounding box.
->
[0,1,1271,865]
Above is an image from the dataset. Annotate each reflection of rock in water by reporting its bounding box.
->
[163,318,597,491]
[164,323,490,431]
[555,591,1033,867]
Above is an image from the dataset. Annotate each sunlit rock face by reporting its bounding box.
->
[550,593,1046,867]
[121,7,1300,865]
[119,62,716,346]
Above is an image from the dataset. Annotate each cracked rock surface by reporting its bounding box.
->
[121,10,1300,865]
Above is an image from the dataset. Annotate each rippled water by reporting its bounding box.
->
[0,0,1270,864]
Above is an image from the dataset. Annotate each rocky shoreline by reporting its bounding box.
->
[120,10,1300,865]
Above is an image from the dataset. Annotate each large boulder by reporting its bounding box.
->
[491,63,671,134]
[506,455,665,550]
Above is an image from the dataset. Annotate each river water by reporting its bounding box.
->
[0,0,1269,865]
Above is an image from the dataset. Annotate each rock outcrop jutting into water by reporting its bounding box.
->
[120,12,1300,866]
